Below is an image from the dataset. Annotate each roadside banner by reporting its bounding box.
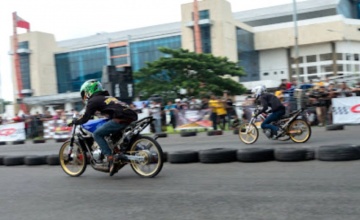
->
[175,109,212,130]
[332,97,360,124]
[0,122,26,141]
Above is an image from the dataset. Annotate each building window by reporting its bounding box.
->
[236,27,259,82]
[281,71,284,74]
[263,72,269,76]
[192,10,210,20]
[306,55,316,63]
[307,66,317,74]
[320,65,333,72]
[130,35,181,72]
[317,53,341,61]
[55,47,107,93]
[274,72,277,75]
[200,25,211,53]
[111,57,128,66]
[18,41,29,49]
[110,46,127,56]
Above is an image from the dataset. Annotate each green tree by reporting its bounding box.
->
[134,47,246,100]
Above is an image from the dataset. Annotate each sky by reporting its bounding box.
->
[0,0,307,101]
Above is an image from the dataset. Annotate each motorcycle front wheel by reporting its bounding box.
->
[287,119,311,143]
[59,140,87,177]
[238,123,259,144]
[129,136,164,178]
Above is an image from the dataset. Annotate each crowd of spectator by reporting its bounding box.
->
[0,109,77,139]
[273,77,360,126]
[145,90,238,133]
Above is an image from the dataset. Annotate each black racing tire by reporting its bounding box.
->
[47,154,60,165]
[4,156,25,166]
[24,155,47,166]
[168,150,199,164]
[163,152,168,163]
[199,148,237,163]
[207,130,223,136]
[156,132,168,138]
[325,124,344,131]
[12,140,25,145]
[180,131,197,137]
[317,144,360,161]
[0,155,5,165]
[274,148,309,162]
[33,139,46,144]
[237,148,274,162]
[0,141,6,145]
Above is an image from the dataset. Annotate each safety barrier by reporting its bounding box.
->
[1,143,360,166]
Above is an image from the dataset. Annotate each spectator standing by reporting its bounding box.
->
[208,94,219,130]
[164,101,177,130]
[149,101,162,133]
[337,82,353,97]
[223,90,234,129]
[309,86,329,126]
[216,96,227,130]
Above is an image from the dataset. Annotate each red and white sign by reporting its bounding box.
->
[332,97,360,124]
[0,122,26,141]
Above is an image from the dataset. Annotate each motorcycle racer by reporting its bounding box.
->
[68,79,138,176]
[252,85,286,139]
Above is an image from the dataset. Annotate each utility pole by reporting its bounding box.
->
[292,0,302,110]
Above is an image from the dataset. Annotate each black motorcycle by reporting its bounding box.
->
[238,107,311,144]
[59,116,164,177]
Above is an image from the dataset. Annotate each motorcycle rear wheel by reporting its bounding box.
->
[59,140,87,177]
[129,136,164,178]
[238,123,259,144]
[288,119,311,143]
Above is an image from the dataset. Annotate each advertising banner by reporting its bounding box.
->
[175,109,212,130]
[0,122,26,141]
[332,97,360,124]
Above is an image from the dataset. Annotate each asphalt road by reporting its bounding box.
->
[0,126,360,220]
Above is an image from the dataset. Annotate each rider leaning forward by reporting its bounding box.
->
[67,79,138,176]
[252,85,286,139]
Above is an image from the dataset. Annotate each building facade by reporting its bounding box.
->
[9,0,360,114]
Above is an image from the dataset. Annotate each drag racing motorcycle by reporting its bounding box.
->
[59,116,164,177]
[238,107,311,144]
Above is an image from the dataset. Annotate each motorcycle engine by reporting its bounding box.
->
[92,143,102,162]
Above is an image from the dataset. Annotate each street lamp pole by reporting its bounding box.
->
[292,0,301,110]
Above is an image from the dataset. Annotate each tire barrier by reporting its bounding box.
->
[237,148,274,162]
[12,140,25,145]
[207,130,223,136]
[4,156,25,166]
[33,139,46,144]
[168,150,199,164]
[325,124,344,131]
[180,131,197,137]
[0,141,6,145]
[24,155,48,166]
[317,144,360,161]
[0,155,5,165]
[47,154,60,165]
[199,148,237,163]
[274,148,313,162]
[1,143,360,167]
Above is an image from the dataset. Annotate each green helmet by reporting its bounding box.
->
[80,79,103,101]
